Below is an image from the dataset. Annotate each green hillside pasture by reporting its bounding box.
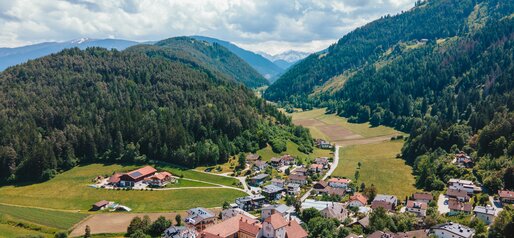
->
[0,164,246,212]
[0,204,87,230]
[332,140,418,198]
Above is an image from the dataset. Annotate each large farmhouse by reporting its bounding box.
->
[108,166,173,188]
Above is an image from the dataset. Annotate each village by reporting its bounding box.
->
[83,139,513,238]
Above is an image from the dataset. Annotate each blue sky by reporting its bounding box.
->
[0,0,416,54]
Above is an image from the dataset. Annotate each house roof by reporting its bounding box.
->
[324,187,346,196]
[251,173,269,180]
[373,194,397,204]
[254,160,267,167]
[321,202,346,218]
[313,180,328,189]
[448,200,472,212]
[314,157,329,164]
[328,178,351,184]
[413,192,433,201]
[271,157,282,162]
[107,173,122,183]
[446,188,469,198]
[288,174,307,181]
[202,214,259,237]
[281,154,295,161]
[394,230,429,238]
[285,219,308,238]
[473,206,496,215]
[264,213,288,229]
[448,179,474,185]
[262,184,284,194]
[431,223,474,237]
[350,216,369,228]
[125,166,157,180]
[310,164,323,169]
[93,200,109,207]
[498,190,514,199]
[350,193,368,205]
[293,167,307,173]
[406,200,427,210]
[271,178,285,184]
[186,207,215,224]
[147,171,172,180]
[262,204,290,214]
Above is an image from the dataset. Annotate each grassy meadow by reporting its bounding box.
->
[256,140,333,162]
[0,204,87,230]
[0,224,52,238]
[332,140,418,198]
[0,164,245,212]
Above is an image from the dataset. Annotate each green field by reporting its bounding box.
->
[165,178,216,188]
[256,140,333,162]
[290,108,401,139]
[157,164,238,187]
[332,140,418,198]
[0,164,246,212]
[0,204,87,230]
[0,224,52,238]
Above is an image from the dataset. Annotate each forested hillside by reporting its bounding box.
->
[0,45,310,182]
[144,37,269,88]
[265,0,514,192]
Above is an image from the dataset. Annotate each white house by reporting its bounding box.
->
[348,193,368,207]
[431,222,474,238]
[473,206,497,224]
[448,179,481,194]
[405,200,428,217]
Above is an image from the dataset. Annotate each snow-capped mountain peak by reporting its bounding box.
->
[69,37,93,44]
[259,50,310,63]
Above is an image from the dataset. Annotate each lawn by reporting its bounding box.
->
[0,224,52,238]
[165,178,216,188]
[0,204,87,230]
[256,141,333,162]
[157,164,238,187]
[332,140,418,198]
[289,108,402,139]
[0,164,246,212]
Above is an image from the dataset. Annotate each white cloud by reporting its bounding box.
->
[0,0,416,54]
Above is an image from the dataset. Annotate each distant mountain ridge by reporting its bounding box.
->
[260,50,310,63]
[0,38,140,70]
[191,36,284,82]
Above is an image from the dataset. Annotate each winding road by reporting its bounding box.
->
[300,145,341,202]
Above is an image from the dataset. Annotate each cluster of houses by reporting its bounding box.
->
[163,206,308,238]
[103,166,174,189]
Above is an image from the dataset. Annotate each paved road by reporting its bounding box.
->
[300,145,341,202]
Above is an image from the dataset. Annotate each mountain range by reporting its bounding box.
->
[259,50,311,69]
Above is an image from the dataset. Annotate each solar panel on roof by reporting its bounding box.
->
[130,171,142,177]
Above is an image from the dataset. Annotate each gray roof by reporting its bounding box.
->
[263,184,284,193]
[431,223,475,238]
[251,173,269,180]
[236,195,265,203]
[186,207,215,224]
[287,183,300,188]
[262,204,290,214]
[373,194,397,204]
[473,206,496,215]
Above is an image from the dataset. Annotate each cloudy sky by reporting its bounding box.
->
[0,0,416,55]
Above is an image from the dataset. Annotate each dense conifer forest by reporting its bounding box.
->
[0,39,310,182]
[265,0,514,192]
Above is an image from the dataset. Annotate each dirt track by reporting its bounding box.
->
[70,212,184,237]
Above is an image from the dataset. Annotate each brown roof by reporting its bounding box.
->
[125,166,157,180]
[448,199,472,212]
[310,164,323,169]
[446,188,469,199]
[285,219,308,238]
[324,187,346,196]
[313,180,328,189]
[350,193,368,205]
[202,214,258,237]
[239,219,261,236]
[108,173,122,183]
[394,230,428,238]
[406,200,428,210]
[147,171,172,181]
[498,190,514,199]
[281,155,295,161]
[264,213,288,229]
[328,178,351,184]
[93,200,109,208]
[413,192,433,201]
[288,174,307,181]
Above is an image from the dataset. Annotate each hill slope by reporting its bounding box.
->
[0,38,139,71]
[266,0,514,192]
[191,36,284,82]
[148,37,269,88]
[0,44,309,182]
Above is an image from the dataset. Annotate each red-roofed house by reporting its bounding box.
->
[448,199,473,214]
[309,164,323,173]
[413,192,433,203]
[498,190,514,204]
[349,193,368,207]
[145,171,174,187]
[201,214,260,238]
[107,173,122,185]
[285,220,308,238]
[328,178,351,189]
[262,214,288,238]
[119,166,157,187]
